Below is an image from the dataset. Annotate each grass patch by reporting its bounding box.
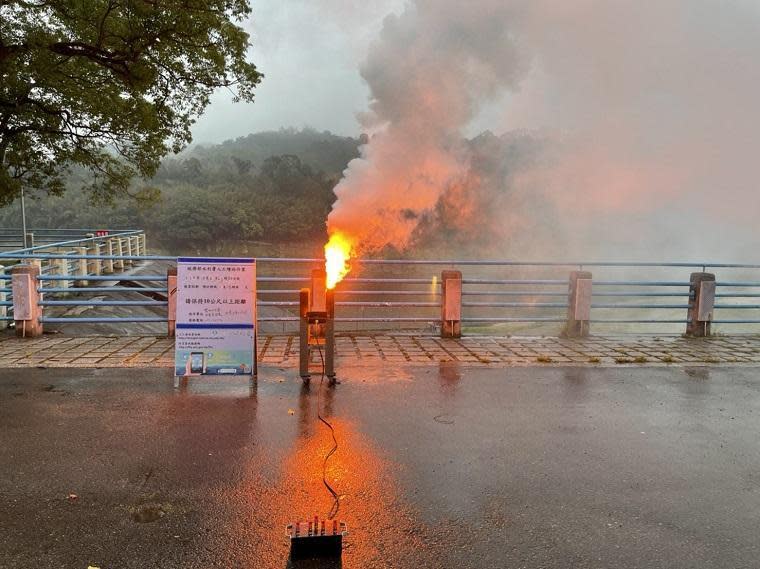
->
[702,356,720,363]
[661,355,675,363]
[536,355,553,363]
[615,357,634,364]
[633,356,649,363]
[588,356,601,363]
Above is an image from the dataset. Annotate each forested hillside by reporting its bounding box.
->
[0,129,361,253]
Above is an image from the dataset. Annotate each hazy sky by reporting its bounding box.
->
[191,0,405,144]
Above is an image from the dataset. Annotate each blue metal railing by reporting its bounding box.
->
[3,234,760,332]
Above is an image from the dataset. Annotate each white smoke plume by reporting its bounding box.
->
[327,0,529,254]
[328,0,760,259]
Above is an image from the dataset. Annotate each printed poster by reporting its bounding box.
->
[174,257,256,377]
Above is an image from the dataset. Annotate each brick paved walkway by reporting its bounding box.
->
[2,334,760,368]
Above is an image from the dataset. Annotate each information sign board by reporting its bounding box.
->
[174,257,256,377]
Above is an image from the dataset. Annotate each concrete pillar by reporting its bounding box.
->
[441,270,462,338]
[167,267,177,338]
[26,232,34,248]
[114,238,125,271]
[124,236,134,266]
[130,235,140,264]
[88,241,101,276]
[28,258,42,274]
[566,271,593,338]
[27,259,43,303]
[139,233,147,256]
[299,288,310,379]
[0,266,7,330]
[103,239,115,274]
[54,257,69,291]
[11,264,43,337]
[75,246,88,287]
[686,272,716,337]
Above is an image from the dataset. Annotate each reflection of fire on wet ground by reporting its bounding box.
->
[212,379,428,567]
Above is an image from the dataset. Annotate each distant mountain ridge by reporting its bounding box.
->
[182,127,362,176]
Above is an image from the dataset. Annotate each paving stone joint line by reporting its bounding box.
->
[2,334,760,369]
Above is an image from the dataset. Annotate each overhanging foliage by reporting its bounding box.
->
[0,0,261,205]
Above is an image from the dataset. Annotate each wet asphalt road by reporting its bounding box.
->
[1,364,759,569]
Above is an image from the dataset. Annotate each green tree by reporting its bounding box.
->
[0,0,261,205]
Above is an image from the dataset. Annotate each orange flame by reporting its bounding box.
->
[324,232,353,289]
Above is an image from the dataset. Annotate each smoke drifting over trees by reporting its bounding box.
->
[328,0,760,259]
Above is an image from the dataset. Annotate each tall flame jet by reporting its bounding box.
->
[324,232,353,289]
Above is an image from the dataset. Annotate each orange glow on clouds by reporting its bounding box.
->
[324,232,353,289]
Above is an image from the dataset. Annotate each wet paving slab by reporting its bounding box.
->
[2,333,760,368]
[1,364,759,568]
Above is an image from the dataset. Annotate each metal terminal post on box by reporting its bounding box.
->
[286,516,347,559]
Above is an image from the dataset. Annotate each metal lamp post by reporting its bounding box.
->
[20,186,28,249]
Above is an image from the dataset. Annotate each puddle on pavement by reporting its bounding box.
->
[684,367,710,381]
[336,364,414,384]
[131,502,167,523]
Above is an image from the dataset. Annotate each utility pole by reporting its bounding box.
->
[20,186,28,249]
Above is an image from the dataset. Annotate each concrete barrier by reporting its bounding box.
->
[125,236,134,266]
[103,239,115,274]
[566,271,593,337]
[114,238,125,270]
[75,246,88,287]
[54,255,69,291]
[441,270,462,338]
[88,241,101,276]
[686,272,715,337]
[11,264,42,337]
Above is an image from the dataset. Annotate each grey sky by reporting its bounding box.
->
[191,0,760,260]
[191,0,404,143]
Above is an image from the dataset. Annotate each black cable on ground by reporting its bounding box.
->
[315,341,340,520]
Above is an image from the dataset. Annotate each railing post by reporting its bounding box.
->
[26,232,34,248]
[53,254,69,292]
[114,237,125,271]
[11,264,43,338]
[124,235,134,266]
[566,271,593,337]
[299,288,310,379]
[29,258,42,274]
[0,266,7,330]
[103,238,115,274]
[686,272,715,337]
[167,267,177,338]
[88,240,102,276]
[139,232,147,256]
[131,235,140,263]
[440,270,462,338]
[75,246,88,287]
